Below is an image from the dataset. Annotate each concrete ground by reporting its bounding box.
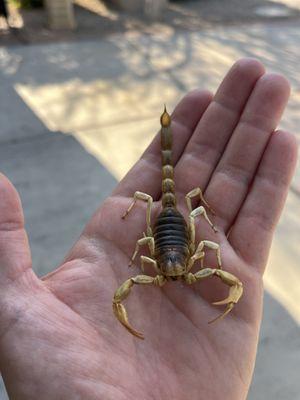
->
[0,1,300,399]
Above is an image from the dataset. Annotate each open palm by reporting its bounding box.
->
[0,59,297,400]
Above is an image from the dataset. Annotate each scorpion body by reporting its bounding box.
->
[154,207,189,279]
[154,109,189,279]
[113,107,243,340]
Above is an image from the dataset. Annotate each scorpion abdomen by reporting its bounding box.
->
[153,207,189,277]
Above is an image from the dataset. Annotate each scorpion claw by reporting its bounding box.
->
[113,302,144,340]
[113,275,161,339]
[208,270,243,323]
[214,271,243,302]
[208,303,234,324]
[213,281,243,306]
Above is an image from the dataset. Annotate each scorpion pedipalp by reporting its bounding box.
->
[209,270,243,323]
[113,302,144,340]
[184,268,243,323]
[113,274,166,340]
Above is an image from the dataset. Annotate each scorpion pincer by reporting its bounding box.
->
[113,106,243,339]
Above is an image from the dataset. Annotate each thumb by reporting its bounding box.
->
[0,173,32,283]
[0,173,43,344]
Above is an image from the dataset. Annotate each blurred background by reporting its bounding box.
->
[0,0,299,398]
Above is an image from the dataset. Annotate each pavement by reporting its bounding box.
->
[0,1,300,399]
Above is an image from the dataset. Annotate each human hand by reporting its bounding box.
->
[0,59,297,400]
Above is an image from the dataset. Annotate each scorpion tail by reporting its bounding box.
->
[160,106,177,209]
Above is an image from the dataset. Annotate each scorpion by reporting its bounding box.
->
[113,106,243,339]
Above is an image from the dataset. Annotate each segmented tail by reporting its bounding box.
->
[160,106,176,208]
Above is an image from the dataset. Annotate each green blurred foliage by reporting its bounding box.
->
[9,0,43,8]
[21,0,43,8]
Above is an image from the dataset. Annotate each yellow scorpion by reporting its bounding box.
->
[113,107,243,339]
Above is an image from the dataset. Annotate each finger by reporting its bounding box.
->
[0,174,32,284]
[112,89,213,199]
[228,130,298,271]
[175,58,265,197]
[205,73,291,232]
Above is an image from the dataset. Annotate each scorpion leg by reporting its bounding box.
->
[184,268,243,323]
[122,191,153,236]
[186,187,216,215]
[140,256,160,274]
[188,206,218,253]
[113,274,166,340]
[129,236,155,267]
[187,240,222,272]
[186,243,205,272]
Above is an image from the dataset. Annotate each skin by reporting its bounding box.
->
[0,58,297,400]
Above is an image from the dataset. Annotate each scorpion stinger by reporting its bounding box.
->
[113,106,243,339]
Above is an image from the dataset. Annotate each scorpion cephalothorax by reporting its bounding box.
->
[113,106,243,339]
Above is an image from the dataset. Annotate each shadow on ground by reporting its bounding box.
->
[1,0,300,46]
[0,84,117,275]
